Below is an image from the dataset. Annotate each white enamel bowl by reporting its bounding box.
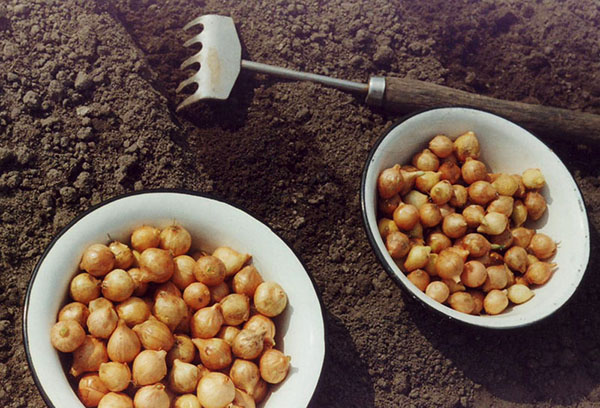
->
[361,107,590,329]
[24,190,325,407]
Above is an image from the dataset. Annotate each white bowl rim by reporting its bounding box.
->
[360,106,591,330]
[22,188,328,407]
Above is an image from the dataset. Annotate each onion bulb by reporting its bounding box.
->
[492,173,519,196]
[70,273,101,304]
[378,218,399,238]
[88,297,113,313]
[87,306,118,339]
[98,392,133,408]
[50,320,86,352]
[196,372,235,408]
[220,294,250,326]
[80,244,115,277]
[174,394,201,408]
[528,233,556,260]
[482,265,509,292]
[522,168,545,189]
[525,261,556,285]
[243,315,276,345]
[132,349,167,386]
[230,359,260,395]
[419,203,442,228]
[191,304,224,339]
[399,169,425,195]
[524,192,547,221]
[487,196,514,218]
[511,227,535,248]
[406,269,430,292]
[470,291,485,315]
[385,230,410,259]
[78,373,109,407]
[115,297,150,327]
[159,225,192,256]
[477,212,508,236]
[127,267,148,297]
[435,249,464,283]
[425,281,449,303]
[194,255,227,286]
[439,161,461,184]
[109,241,134,270]
[453,131,480,162]
[250,379,268,404]
[153,290,187,331]
[183,282,211,310]
[132,316,174,351]
[232,329,266,360]
[460,261,487,288]
[449,184,468,208]
[134,384,170,408]
[507,284,535,304]
[430,180,453,206]
[415,171,442,193]
[379,195,402,219]
[169,359,200,394]
[404,245,431,272]
[462,205,485,228]
[99,362,131,392]
[442,213,467,239]
[218,326,242,347]
[232,265,264,298]
[460,233,491,258]
[448,292,475,314]
[131,225,160,252]
[172,255,197,290]
[511,199,528,227]
[512,174,527,198]
[107,319,141,363]
[377,164,404,199]
[461,158,487,184]
[393,203,420,231]
[192,338,232,370]
[254,282,287,317]
[71,335,108,377]
[427,232,451,254]
[483,289,508,315]
[213,246,251,278]
[139,248,175,283]
[58,302,90,328]
[429,134,454,158]
[504,246,528,273]
[167,334,196,366]
[210,281,231,303]
[468,181,497,205]
[259,349,291,384]
[403,190,429,210]
[232,388,256,408]
[412,149,440,171]
[101,269,135,302]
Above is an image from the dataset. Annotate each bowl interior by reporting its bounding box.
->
[24,191,325,407]
[362,107,590,329]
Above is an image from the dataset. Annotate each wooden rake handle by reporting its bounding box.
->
[382,77,600,147]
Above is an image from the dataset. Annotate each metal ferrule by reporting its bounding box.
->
[365,76,386,106]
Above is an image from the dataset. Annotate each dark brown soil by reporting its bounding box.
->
[1,0,600,407]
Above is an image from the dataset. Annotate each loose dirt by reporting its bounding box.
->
[1,0,599,407]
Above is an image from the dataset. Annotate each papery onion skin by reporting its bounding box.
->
[99,361,131,392]
[191,304,224,339]
[528,233,556,260]
[406,269,430,292]
[429,134,454,158]
[412,149,440,171]
[78,373,109,407]
[167,334,196,366]
[139,248,175,284]
[132,349,168,386]
[51,320,86,352]
[159,225,192,256]
[196,372,236,408]
[183,282,212,310]
[230,359,261,395]
[425,281,450,303]
[132,317,174,351]
[453,131,480,162]
[192,338,233,371]
[483,290,509,315]
[232,266,264,298]
[107,319,141,363]
[194,255,227,286]
[80,244,115,277]
[131,225,161,252]
[70,273,101,305]
[377,165,404,199]
[172,255,197,290]
[101,269,135,302]
[71,335,109,377]
[115,297,150,327]
[253,282,287,317]
[259,349,291,384]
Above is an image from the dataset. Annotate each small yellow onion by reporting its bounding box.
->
[504,246,528,273]
[132,316,174,351]
[194,255,227,286]
[243,315,276,345]
[528,233,557,260]
[99,362,131,392]
[192,338,232,370]
[483,289,508,315]
[403,190,429,209]
[127,267,149,297]
[254,282,287,317]
[524,192,547,221]
[109,241,135,270]
[385,231,410,259]
[232,266,264,298]
[155,281,182,297]
[487,196,514,218]
[167,334,196,366]
[511,199,528,227]
[250,379,268,404]
[460,233,491,258]
[429,180,452,206]
[232,329,266,360]
[412,148,440,171]
[378,218,399,238]
[507,284,535,304]
[210,281,231,303]
[429,134,454,158]
[492,173,519,196]
[515,275,530,286]
[427,232,451,254]
[448,292,475,314]
[399,169,425,195]
[213,246,251,278]
[442,278,466,294]
[377,164,404,199]
[393,203,420,231]
[439,161,461,184]
[259,349,290,384]
[70,273,101,304]
[89,297,114,313]
[232,388,256,408]
[80,244,115,277]
[462,205,485,228]
[435,249,464,283]
[220,294,251,326]
[115,297,150,327]
[183,282,211,310]
[98,392,133,408]
[406,269,430,292]
[522,168,545,189]
[461,158,487,184]
[59,301,90,328]
[172,255,198,290]
[415,171,442,193]
[169,359,200,394]
[101,269,135,302]
[512,174,527,198]
[174,394,201,408]
[191,304,224,339]
[527,254,539,267]
[477,212,508,236]
[453,131,480,162]
[131,225,161,252]
[230,359,260,395]
[482,265,509,292]
[153,290,187,331]
[404,245,431,272]
[425,281,449,303]
[460,261,487,288]
[442,213,467,239]
[419,203,442,228]
[107,319,141,363]
[139,248,175,283]
[159,225,192,256]
[511,227,535,248]
[448,185,467,208]
[424,253,438,276]
[468,181,497,205]
[132,349,167,386]
[50,320,86,352]
[71,335,109,377]
[408,222,424,239]
[525,261,557,285]
[197,372,235,408]
[78,373,109,407]
[134,384,170,408]
[438,204,454,219]
[218,325,242,347]
[87,306,118,339]
[446,246,470,262]
[378,194,402,218]
[470,290,485,315]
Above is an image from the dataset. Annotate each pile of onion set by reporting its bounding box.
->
[51,223,290,408]
[377,131,557,316]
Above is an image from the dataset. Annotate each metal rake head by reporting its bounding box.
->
[176,15,242,111]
